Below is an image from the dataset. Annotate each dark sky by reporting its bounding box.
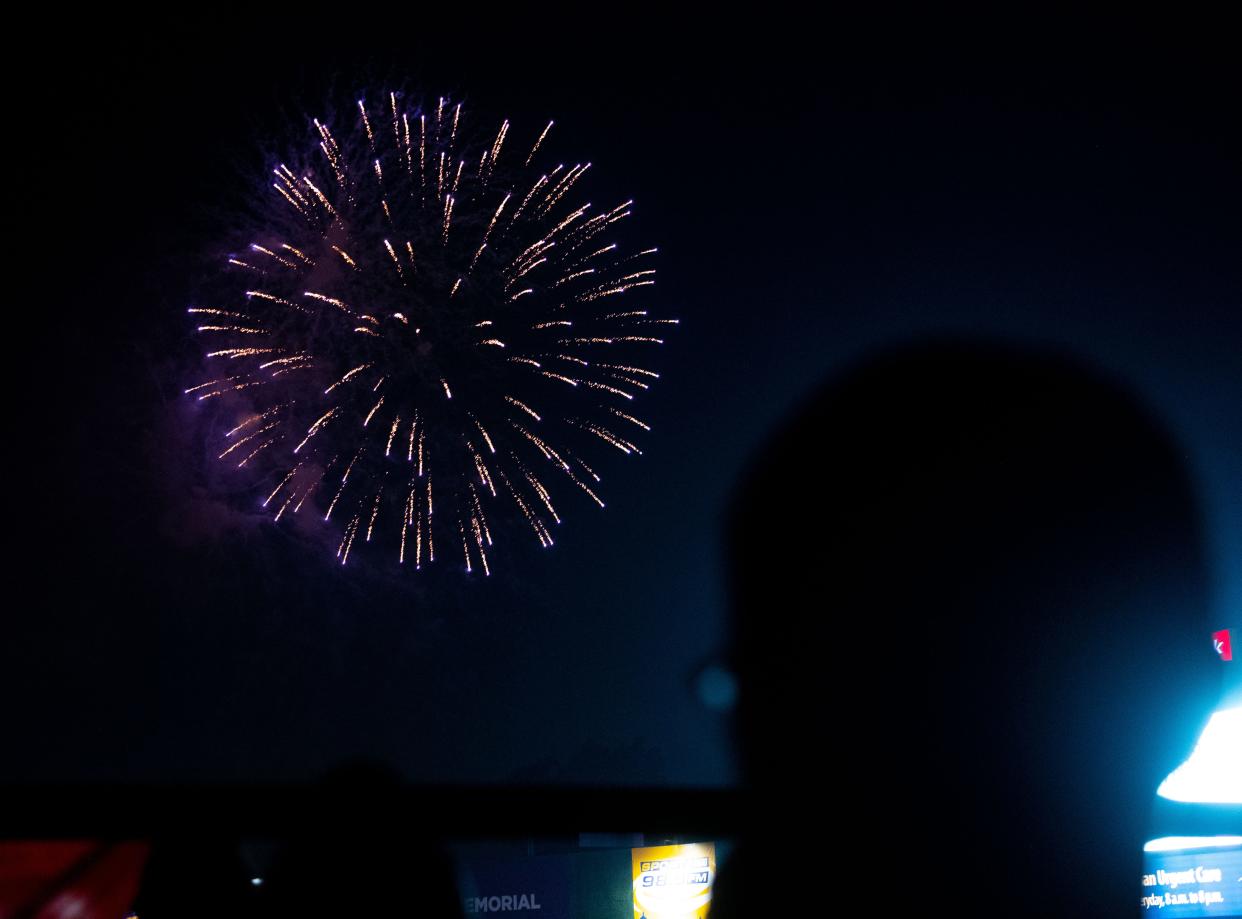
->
[15,13,1239,789]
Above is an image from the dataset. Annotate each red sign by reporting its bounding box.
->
[1212,629,1232,661]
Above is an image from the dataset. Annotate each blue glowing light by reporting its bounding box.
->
[1144,837,1242,853]
[696,664,738,711]
[1157,706,1242,804]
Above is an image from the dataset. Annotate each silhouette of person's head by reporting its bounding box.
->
[726,342,1218,916]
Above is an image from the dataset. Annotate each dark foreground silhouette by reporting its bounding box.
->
[714,341,1218,918]
[129,764,465,919]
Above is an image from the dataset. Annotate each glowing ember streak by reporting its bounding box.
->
[220,421,279,459]
[608,407,651,430]
[325,363,373,394]
[295,408,338,453]
[281,244,313,265]
[399,483,414,564]
[363,396,385,427]
[403,113,413,176]
[366,483,384,541]
[576,279,656,302]
[188,308,249,319]
[274,489,298,522]
[224,406,281,437]
[185,374,242,394]
[472,417,496,452]
[259,355,310,370]
[294,473,322,513]
[251,244,297,269]
[238,434,280,468]
[554,268,595,287]
[245,290,303,311]
[460,520,472,573]
[573,455,601,482]
[207,347,280,358]
[359,100,375,146]
[512,257,547,282]
[525,120,553,166]
[274,183,309,215]
[574,419,641,455]
[195,380,266,401]
[540,163,591,216]
[384,239,405,280]
[301,176,338,217]
[472,450,496,496]
[338,515,360,564]
[505,396,541,421]
[264,464,302,507]
[525,471,560,524]
[595,362,659,378]
[194,325,263,335]
[422,478,435,563]
[578,380,632,399]
[332,245,358,269]
[442,194,454,243]
[303,291,352,313]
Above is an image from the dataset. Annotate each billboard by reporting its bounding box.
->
[458,855,571,917]
[631,843,716,919]
[1141,839,1242,917]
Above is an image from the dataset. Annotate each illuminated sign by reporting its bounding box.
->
[631,843,715,919]
[456,855,571,919]
[1141,838,1242,916]
[1214,629,1233,662]
[464,893,543,913]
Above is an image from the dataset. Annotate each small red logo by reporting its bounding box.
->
[1212,629,1232,662]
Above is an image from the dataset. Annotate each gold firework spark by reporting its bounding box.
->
[188,93,675,573]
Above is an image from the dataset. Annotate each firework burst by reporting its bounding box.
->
[186,93,674,574]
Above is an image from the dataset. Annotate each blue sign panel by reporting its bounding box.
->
[1141,843,1242,916]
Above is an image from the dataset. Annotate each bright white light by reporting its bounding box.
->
[1144,836,1242,853]
[1156,706,1242,804]
[251,877,263,886]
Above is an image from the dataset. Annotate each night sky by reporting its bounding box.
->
[14,14,1239,790]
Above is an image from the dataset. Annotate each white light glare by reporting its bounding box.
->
[1156,706,1242,804]
[1144,836,1242,853]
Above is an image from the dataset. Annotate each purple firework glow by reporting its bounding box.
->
[186,93,674,574]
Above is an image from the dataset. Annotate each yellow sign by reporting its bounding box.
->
[631,842,716,919]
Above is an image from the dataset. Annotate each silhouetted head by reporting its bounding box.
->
[727,341,1217,915]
